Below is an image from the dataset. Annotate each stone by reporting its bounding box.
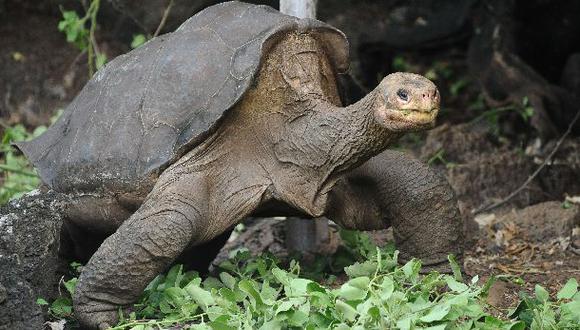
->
[0,191,65,330]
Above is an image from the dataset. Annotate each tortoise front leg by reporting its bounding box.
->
[74,204,197,329]
[73,163,268,329]
[327,150,463,272]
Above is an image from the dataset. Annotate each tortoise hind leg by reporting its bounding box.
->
[327,150,463,273]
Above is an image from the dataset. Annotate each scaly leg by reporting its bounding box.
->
[327,150,463,272]
[73,161,267,329]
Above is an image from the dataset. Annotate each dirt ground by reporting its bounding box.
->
[1,2,579,317]
[0,5,125,128]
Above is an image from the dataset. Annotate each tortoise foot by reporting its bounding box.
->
[74,300,123,330]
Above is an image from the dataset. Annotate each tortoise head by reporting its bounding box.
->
[372,72,440,132]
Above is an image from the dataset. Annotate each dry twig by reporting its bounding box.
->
[153,0,174,38]
[473,108,580,215]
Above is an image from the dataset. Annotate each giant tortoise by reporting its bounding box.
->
[15,1,462,328]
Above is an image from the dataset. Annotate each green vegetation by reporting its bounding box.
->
[131,34,149,49]
[0,123,43,204]
[427,149,457,169]
[0,111,62,204]
[39,230,579,330]
[58,0,105,76]
[469,96,535,136]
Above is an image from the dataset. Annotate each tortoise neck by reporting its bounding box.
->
[263,90,398,216]
[317,90,397,176]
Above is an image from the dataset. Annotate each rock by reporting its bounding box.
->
[0,191,66,330]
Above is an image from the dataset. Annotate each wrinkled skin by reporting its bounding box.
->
[66,32,460,329]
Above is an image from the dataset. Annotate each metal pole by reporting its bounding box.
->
[279,0,329,257]
[280,0,317,18]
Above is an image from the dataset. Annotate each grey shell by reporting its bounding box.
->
[16,1,349,193]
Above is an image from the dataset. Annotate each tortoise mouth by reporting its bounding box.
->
[374,102,439,131]
[385,107,438,127]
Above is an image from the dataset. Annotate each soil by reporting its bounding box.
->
[0,3,126,128]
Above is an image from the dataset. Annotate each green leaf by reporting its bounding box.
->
[560,300,580,324]
[272,267,290,286]
[556,278,578,300]
[535,284,550,302]
[402,259,421,281]
[96,53,107,70]
[508,321,526,330]
[448,254,463,282]
[238,279,266,308]
[339,277,369,301]
[165,264,184,288]
[36,298,49,305]
[184,284,214,310]
[63,277,78,296]
[210,316,236,330]
[287,278,311,297]
[50,297,73,317]
[131,34,148,49]
[396,317,412,330]
[425,324,447,330]
[344,260,377,277]
[445,276,468,292]
[380,276,395,301]
[335,300,357,322]
[258,320,281,330]
[219,272,237,290]
[420,303,451,322]
[164,286,186,306]
[288,309,309,326]
[348,276,370,289]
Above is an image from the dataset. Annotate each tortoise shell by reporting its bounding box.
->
[15,1,348,193]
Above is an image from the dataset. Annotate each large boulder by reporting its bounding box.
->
[0,191,65,330]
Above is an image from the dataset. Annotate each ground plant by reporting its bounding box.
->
[37,230,579,330]
[58,0,105,76]
[0,123,43,204]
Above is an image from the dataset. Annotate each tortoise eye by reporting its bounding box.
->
[397,89,409,102]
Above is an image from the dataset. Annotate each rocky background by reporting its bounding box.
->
[0,0,579,328]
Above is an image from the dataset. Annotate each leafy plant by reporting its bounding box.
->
[469,96,535,136]
[58,0,105,76]
[37,262,80,320]
[37,231,579,329]
[131,34,148,49]
[97,231,576,329]
[0,124,42,204]
[427,149,457,169]
[508,279,579,329]
[0,111,63,205]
